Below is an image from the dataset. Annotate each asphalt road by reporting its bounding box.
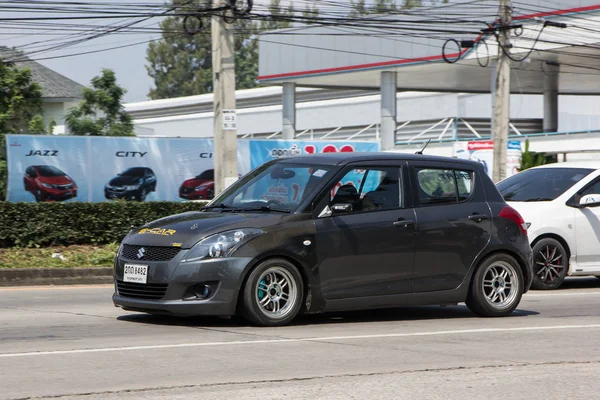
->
[1,278,600,400]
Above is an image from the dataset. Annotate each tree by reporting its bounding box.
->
[518,139,556,171]
[28,115,46,134]
[302,0,320,22]
[65,69,134,136]
[146,0,294,99]
[0,60,43,134]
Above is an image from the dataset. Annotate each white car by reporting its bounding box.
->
[497,162,600,290]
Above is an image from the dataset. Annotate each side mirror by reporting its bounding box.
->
[331,203,353,214]
[579,194,600,208]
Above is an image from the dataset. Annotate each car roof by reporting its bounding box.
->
[529,161,600,171]
[276,152,481,167]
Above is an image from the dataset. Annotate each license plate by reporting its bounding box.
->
[123,264,148,284]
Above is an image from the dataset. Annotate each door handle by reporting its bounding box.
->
[393,219,415,228]
[468,214,489,222]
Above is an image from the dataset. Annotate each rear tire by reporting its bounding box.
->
[466,253,524,317]
[242,258,304,327]
[531,238,568,290]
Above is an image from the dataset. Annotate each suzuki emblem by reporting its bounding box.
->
[137,247,146,259]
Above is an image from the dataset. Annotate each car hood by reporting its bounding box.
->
[109,176,140,187]
[38,176,72,185]
[181,178,211,188]
[123,211,284,248]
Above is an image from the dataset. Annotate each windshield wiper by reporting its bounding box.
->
[523,198,554,202]
[236,206,291,213]
[200,203,232,211]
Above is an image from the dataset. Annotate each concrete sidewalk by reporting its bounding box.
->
[0,268,112,286]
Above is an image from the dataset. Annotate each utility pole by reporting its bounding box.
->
[492,0,512,183]
[212,0,238,195]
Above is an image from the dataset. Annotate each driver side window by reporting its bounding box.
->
[328,166,403,214]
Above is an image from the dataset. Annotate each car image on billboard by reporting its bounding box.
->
[179,169,215,200]
[105,167,157,201]
[23,165,77,202]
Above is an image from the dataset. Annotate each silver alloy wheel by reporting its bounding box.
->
[482,260,519,310]
[535,245,565,283]
[255,266,297,319]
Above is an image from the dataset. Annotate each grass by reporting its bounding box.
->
[0,243,119,269]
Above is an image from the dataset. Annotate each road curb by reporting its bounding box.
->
[0,268,113,287]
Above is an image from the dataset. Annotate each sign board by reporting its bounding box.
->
[222,109,237,130]
[453,140,522,179]
[5,135,379,203]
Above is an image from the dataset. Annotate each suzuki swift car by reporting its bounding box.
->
[105,167,157,201]
[113,153,533,327]
[179,169,214,200]
[497,162,600,290]
[24,165,77,202]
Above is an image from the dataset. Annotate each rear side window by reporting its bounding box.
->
[455,170,474,201]
[416,168,474,206]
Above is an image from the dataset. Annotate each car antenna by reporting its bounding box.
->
[415,139,432,155]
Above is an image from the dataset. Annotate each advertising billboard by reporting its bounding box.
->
[453,140,522,179]
[5,136,379,203]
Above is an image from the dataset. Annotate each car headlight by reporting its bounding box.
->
[195,184,211,191]
[41,183,56,188]
[181,228,263,263]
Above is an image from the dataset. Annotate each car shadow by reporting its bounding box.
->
[116,305,539,328]
[558,277,600,290]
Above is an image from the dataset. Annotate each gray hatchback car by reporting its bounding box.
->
[113,153,533,326]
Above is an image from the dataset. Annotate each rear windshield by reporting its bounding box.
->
[497,167,593,202]
[36,166,65,177]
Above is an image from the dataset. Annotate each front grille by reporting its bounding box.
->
[57,184,73,189]
[181,187,193,194]
[116,280,168,300]
[121,244,180,262]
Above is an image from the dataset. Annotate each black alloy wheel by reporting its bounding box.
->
[531,238,568,290]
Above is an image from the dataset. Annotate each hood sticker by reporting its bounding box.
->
[138,228,176,236]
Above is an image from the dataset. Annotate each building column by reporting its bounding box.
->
[543,63,559,133]
[282,82,296,140]
[380,71,397,151]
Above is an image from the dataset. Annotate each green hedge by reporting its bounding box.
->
[0,201,208,248]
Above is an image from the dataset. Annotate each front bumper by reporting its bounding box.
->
[105,188,139,200]
[43,188,77,201]
[112,253,253,317]
[179,189,213,200]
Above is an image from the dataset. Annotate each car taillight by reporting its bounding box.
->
[499,205,528,236]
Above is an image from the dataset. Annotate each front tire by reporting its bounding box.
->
[242,258,304,327]
[531,238,568,290]
[466,253,524,317]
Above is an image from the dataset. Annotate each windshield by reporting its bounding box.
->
[497,167,593,202]
[121,168,145,177]
[211,163,333,213]
[195,170,214,180]
[36,166,65,177]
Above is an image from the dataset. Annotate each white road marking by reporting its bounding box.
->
[524,291,600,297]
[2,324,600,359]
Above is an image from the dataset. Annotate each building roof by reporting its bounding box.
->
[0,47,85,100]
[258,0,600,95]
